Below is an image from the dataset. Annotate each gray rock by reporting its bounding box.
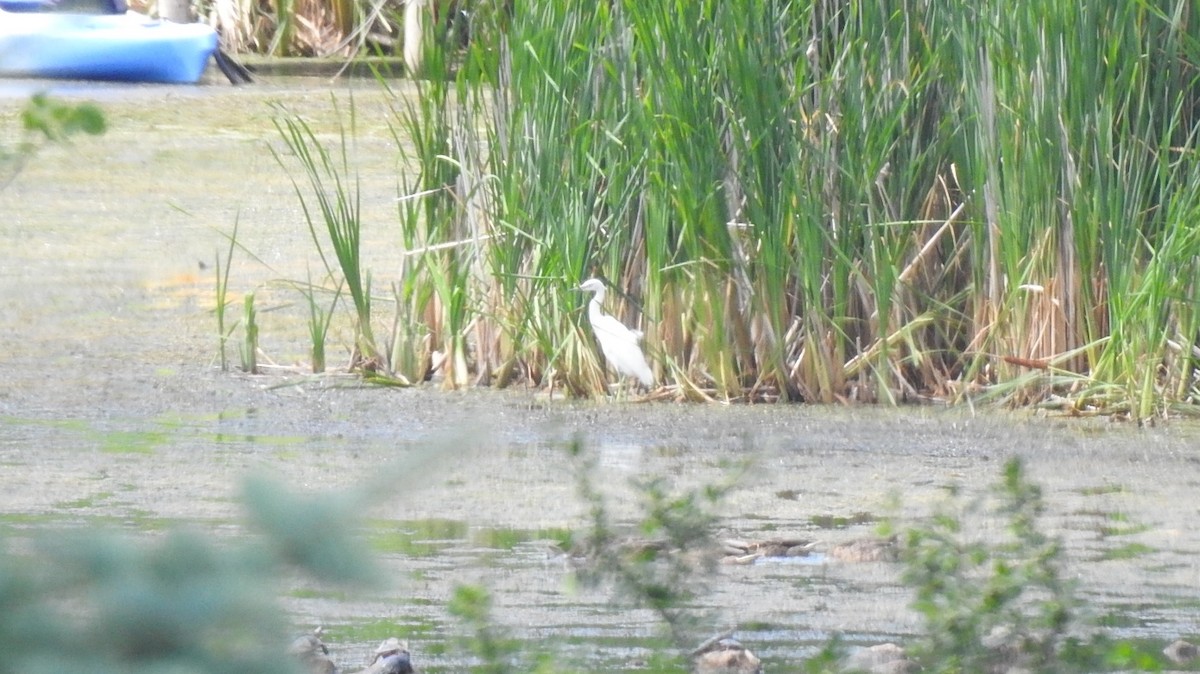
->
[1163,639,1198,665]
[841,643,915,674]
[288,630,339,674]
[693,637,762,674]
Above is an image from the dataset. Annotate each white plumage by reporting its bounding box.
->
[578,278,654,388]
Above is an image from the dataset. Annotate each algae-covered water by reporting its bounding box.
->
[1,77,1199,671]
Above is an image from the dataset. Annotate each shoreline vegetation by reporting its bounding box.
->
[218,1,1198,419]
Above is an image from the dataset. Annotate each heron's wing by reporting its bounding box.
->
[590,315,654,386]
[592,314,643,344]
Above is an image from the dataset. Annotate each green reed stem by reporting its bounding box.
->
[214,216,240,373]
[241,292,258,374]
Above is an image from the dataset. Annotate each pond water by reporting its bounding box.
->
[1,76,1199,671]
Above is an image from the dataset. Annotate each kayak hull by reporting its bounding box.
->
[0,11,217,84]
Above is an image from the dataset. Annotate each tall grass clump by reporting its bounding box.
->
[296,270,342,374]
[204,0,479,59]
[206,0,381,56]
[945,1,1200,419]
[269,1,1200,417]
[274,102,386,372]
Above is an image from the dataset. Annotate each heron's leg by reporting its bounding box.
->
[611,376,637,401]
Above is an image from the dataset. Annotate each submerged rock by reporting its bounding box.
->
[288,629,339,674]
[841,642,915,673]
[693,636,763,674]
[1163,639,1198,665]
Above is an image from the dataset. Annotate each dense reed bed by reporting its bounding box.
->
[277,0,1200,416]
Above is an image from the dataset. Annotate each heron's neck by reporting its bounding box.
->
[588,293,607,319]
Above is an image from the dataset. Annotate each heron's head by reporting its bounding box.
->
[578,278,606,295]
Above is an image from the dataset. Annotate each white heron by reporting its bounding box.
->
[578,278,655,389]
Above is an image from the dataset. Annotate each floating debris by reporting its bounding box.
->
[720,537,816,565]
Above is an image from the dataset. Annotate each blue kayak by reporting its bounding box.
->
[0,7,219,83]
